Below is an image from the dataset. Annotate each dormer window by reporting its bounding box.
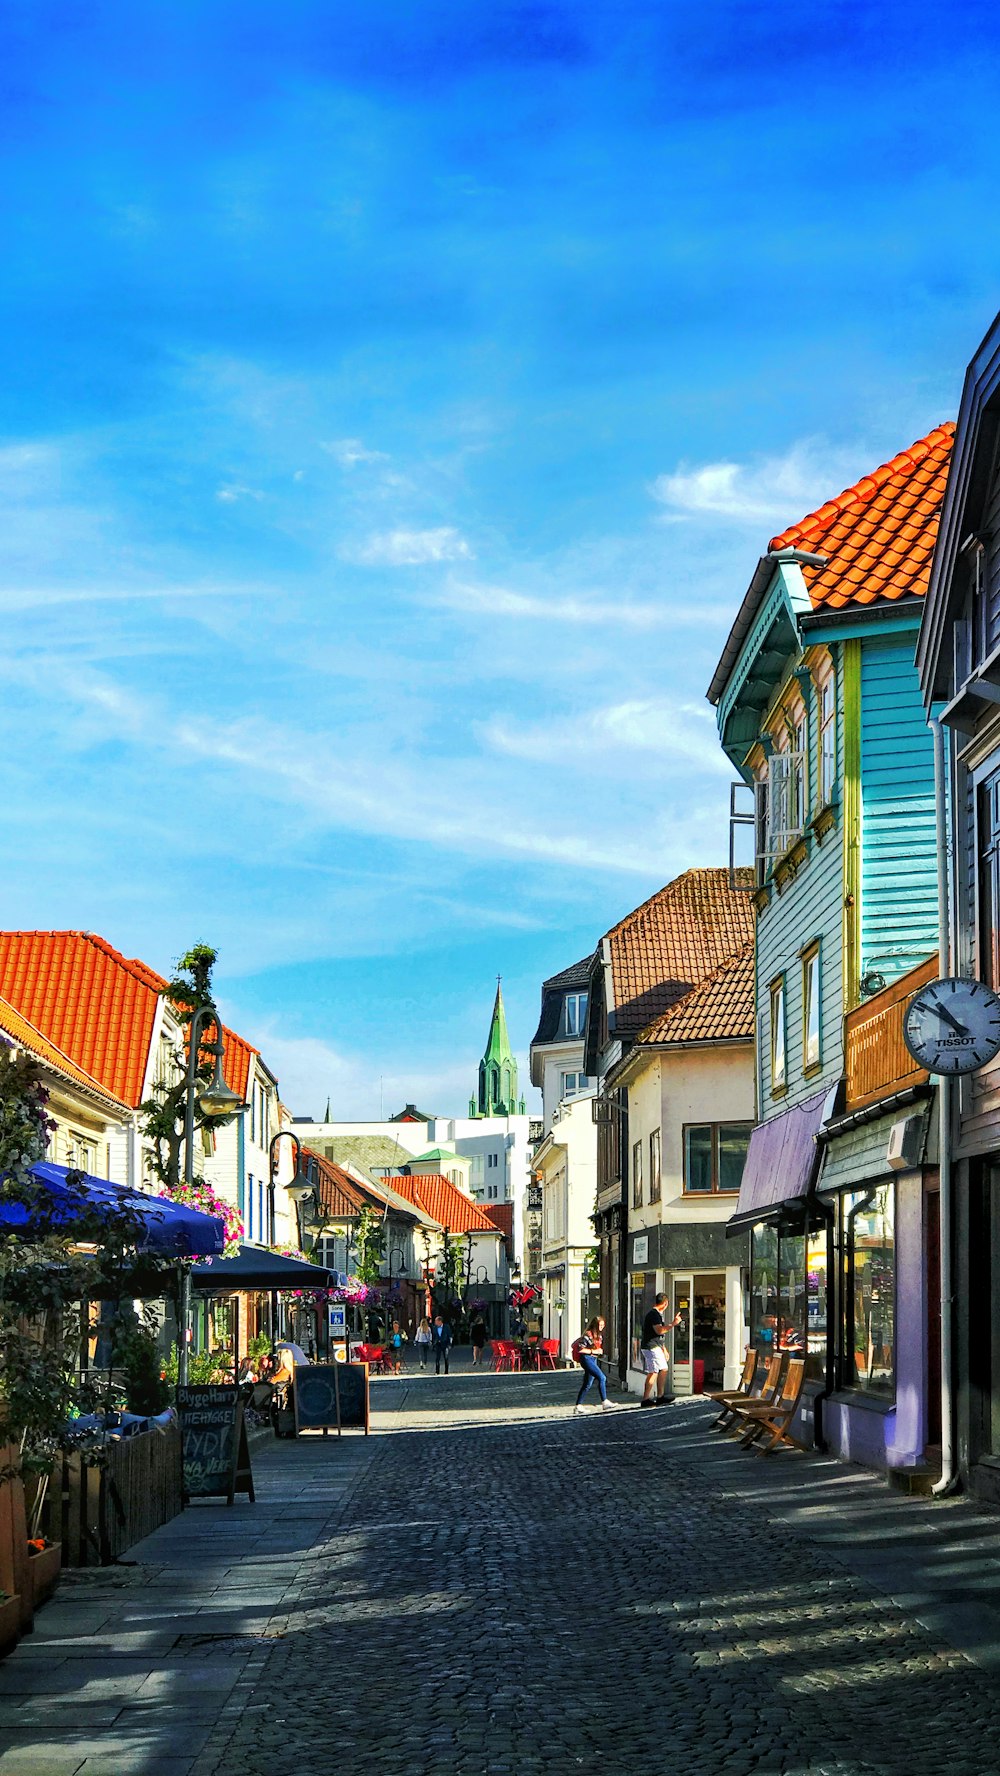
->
[562,992,587,1037]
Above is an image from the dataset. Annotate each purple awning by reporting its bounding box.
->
[726,1088,835,1236]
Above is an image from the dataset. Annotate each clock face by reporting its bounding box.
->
[903,976,1000,1075]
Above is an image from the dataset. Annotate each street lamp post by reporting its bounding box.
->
[178,1002,245,1387]
[268,1130,315,1345]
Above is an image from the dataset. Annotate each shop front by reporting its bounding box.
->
[626,1223,747,1398]
[731,1091,938,1470]
[814,1102,938,1474]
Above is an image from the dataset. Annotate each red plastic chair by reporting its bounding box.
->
[492,1339,510,1372]
[538,1339,559,1371]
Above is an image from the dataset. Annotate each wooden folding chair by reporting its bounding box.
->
[706,1349,760,1429]
[735,1357,805,1453]
[718,1354,784,1434]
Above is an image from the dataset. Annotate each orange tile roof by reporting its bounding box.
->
[638,944,754,1046]
[604,869,755,1038]
[0,932,165,1107]
[0,931,261,1109]
[769,423,954,613]
[303,1149,373,1220]
[481,1201,513,1254]
[388,1173,500,1235]
[0,992,130,1113]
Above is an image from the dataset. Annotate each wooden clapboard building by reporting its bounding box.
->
[709,424,952,1473]
[917,310,1000,1501]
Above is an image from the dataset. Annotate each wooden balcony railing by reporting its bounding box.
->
[843,954,938,1113]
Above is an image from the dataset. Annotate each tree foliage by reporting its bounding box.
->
[353,1207,386,1285]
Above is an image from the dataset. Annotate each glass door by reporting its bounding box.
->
[672,1275,693,1396]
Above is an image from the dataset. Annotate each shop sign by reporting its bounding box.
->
[632,1234,649,1266]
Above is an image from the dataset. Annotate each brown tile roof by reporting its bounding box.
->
[481,1201,513,1256]
[303,1149,372,1220]
[604,868,755,1038]
[769,423,954,613]
[0,993,131,1113]
[638,944,754,1046]
[389,1173,500,1235]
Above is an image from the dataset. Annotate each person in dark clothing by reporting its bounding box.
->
[470,1315,487,1367]
[640,1292,681,1407]
[431,1315,453,1375]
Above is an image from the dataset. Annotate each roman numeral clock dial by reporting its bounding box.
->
[902,977,1000,1075]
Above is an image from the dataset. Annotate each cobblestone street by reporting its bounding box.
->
[7,1371,1000,1775]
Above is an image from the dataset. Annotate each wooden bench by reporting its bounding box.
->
[735,1356,806,1453]
[717,1354,784,1433]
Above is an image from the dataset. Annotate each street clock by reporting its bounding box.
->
[902,976,1000,1075]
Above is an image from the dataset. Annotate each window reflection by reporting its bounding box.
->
[841,1184,895,1396]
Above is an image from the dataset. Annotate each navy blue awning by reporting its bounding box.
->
[0,1162,226,1258]
[191,1244,334,1290]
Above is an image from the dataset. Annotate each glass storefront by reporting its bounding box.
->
[840,1182,895,1397]
[750,1221,827,1381]
[630,1270,657,1369]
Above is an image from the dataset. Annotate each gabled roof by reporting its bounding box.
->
[407,1146,462,1169]
[304,1150,371,1219]
[481,1201,513,1252]
[0,993,131,1115]
[637,944,754,1047]
[0,932,166,1108]
[388,1172,500,1235]
[321,1134,418,1174]
[601,869,755,1039]
[0,931,262,1110]
[770,423,954,613]
[389,1103,435,1122]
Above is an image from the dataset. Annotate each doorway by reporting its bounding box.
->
[671,1272,726,1394]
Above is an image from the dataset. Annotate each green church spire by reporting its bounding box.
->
[470,977,525,1118]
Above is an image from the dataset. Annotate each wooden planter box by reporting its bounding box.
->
[0,1594,21,1659]
[60,1424,182,1566]
[27,1543,61,1610]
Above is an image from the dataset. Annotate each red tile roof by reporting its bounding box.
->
[604,869,755,1038]
[481,1201,513,1255]
[0,992,130,1112]
[0,931,260,1109]
[388,1173,499,1235]
[769,423,954,613]
[304,1149,373,1220]
[638,944,754,1046]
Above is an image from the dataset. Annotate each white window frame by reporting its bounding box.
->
[816,663,836,808]
[771,976,787,1094]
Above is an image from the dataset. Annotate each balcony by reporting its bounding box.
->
[844,954,937,1113]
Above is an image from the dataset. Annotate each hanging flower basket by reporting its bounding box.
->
[158,1182,242,1256]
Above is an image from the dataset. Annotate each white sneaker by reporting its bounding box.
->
[602,1399,622,1410]
[574,1403,587,1414]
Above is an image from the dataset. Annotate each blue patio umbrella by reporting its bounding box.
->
[0,1161,226,1258]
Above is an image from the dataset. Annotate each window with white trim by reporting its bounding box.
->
[771,977,787,1093]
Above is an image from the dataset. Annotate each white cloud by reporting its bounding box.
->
[216,484,265,503]
[224,1024,479,1121]
[435,580,723,629]
[321,438,389,468]
[651,437,870,528]
[483,699,730,776]
[350,527,474,566]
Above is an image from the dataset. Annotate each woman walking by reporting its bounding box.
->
[414,1316,432,1370]
[389,1318,406,1375]
[573,1316,619,1413]
[470,1313,487,1367]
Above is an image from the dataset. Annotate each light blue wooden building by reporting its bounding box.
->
[707,423,952,1475]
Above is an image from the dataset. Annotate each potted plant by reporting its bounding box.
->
[25,1537,60,1609]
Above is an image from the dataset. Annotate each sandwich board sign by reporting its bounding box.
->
[178,1384,255,1504]
[293,1362,370,1437]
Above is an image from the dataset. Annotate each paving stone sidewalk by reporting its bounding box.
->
[5,1371,1000,1774]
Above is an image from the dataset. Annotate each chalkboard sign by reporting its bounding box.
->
[293,1363,370,1436]
[178,1384,255,1503]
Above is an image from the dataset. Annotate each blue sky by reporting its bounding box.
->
[3,0,1000,1116]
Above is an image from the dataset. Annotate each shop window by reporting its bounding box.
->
[771,977,787,1093]
[806,1226,828,1383]
[802,943,821,1071]
[684,1123,750,1194]
[840,1183,895,1397]
[749,1224,810,1361]
[629,1272,655,1370]
[649,1128,661,1204]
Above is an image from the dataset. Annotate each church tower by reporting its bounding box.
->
[470,978,525,1118]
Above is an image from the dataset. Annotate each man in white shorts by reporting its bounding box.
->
[640,1292,681,1407]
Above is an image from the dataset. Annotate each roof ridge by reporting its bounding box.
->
[769,422,955,553]
[603,866,745,945]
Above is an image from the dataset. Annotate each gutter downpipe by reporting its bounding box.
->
[931,714,959,1498]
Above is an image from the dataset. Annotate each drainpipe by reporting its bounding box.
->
[931,715,958,1497]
